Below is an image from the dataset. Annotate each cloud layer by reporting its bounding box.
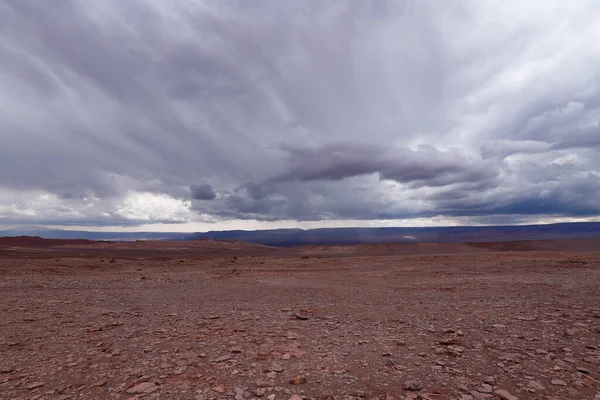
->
[1,0,599,227]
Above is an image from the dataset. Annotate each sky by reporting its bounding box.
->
[1,0,600,232]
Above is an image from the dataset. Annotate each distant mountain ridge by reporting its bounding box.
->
[2,222,600,246]
[0,227,181,241]
[186,222,600,246]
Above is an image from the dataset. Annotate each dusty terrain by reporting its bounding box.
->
[1,238,599,400]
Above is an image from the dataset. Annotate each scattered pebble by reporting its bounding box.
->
[212,385,227,394]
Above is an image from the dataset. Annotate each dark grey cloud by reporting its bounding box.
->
[273,143,499,189]
[1,0,600,227]
[190,184,217,201]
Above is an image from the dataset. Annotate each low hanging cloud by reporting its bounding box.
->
[1,0,600,227]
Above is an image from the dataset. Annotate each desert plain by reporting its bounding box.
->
[1,237,599,400]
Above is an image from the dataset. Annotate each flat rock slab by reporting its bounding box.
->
[494,390,518,400]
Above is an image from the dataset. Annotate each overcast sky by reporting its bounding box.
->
[1,0,600,231]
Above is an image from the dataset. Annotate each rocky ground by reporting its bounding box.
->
[1,241,599,400]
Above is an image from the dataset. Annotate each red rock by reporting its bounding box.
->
[289,376,307,385]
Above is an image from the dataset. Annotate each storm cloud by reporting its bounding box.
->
[1,0,599,227]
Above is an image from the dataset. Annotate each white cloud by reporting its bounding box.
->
[113,191,192,222]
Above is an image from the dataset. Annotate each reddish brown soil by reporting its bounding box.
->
[1,239,599,400]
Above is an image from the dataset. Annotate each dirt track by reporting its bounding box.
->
[1,240,599,400]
